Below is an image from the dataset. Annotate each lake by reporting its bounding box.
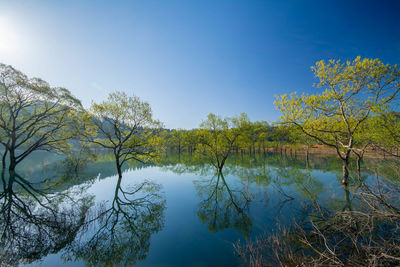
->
[0,151,395,266]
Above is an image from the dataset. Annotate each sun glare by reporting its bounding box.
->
[0,16,20,56]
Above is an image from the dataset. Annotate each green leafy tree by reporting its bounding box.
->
[254,121,271,153]
[196,113,248,172]
[182,129,199,154]
[275,57,400,185]
[168,129,185,153]
[370,112,400,157]
[0,64,83,172]
[270,125,290,154]
[286,125,316,164]
[87,91,162,177]
[237,120,256,154]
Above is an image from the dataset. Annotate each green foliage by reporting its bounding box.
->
[87,91,162,173]
[62,145,97,175]
[195,113,249,171]
[369,112,400,156]
[274,57,400,168]
[0,63,83,170]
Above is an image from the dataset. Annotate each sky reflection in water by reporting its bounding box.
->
[0,152,395,266]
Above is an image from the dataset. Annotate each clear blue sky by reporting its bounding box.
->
[1,0,399,129]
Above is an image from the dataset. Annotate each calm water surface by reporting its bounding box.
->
[0,152,393,266]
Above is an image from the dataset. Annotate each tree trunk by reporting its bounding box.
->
[8,160,16,172]
[115,155,122,178]
[356,157,361,174]
[218,156,227,173]
[2,146,8,169]
[342,185,352,211]
[342,158,349,185]
[117,164,122,178]
[8,149,16,172]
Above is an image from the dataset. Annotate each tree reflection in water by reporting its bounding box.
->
[274,166,324,202]
[64,176,166,266]
[0,170,92,266]
[194,171,252,237]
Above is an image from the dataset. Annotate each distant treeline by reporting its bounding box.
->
[1,57,399,185]
[159,112,400,157]
[160,120,279,154]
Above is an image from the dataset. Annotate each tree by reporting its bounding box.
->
[255,121,271,154]
[0,64,83,171]
[370,111,400,157]
[196,113,248,172]
[269,124,290,154]
[65,178,165,266]
[351,118,375,173]
[235,119,253,154]
[168,129,185,153]
[87,91,161,177]
[194,172,252,237]
[286,125,317,165]
[0,171,91,265]
[275,57,400,185]
[182,129,199,154]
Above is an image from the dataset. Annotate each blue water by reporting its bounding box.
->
[0,152,389,266]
